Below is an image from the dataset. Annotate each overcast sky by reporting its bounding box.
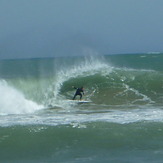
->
[0,0,163,59]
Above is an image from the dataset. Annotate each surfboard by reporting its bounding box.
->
[66,100,92,104]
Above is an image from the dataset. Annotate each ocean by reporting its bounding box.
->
[0,53,163,163]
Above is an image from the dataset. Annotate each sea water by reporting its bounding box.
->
[0,54,163,163]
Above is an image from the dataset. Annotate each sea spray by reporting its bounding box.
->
[0,80,42,115]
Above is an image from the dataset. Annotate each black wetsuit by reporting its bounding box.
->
[73,87,84,100]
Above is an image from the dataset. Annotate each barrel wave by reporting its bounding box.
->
[0,54,163,114]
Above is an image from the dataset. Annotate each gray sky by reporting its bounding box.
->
[0,0,163,59]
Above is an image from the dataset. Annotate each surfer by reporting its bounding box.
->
[72,86,84,100]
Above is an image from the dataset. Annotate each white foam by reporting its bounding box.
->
[0,80,43,115]
[114,83,154,105]
[1,106,163,127]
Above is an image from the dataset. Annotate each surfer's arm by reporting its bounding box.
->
[72,86,77,89]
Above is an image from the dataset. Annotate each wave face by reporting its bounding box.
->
[60,65,162,106]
